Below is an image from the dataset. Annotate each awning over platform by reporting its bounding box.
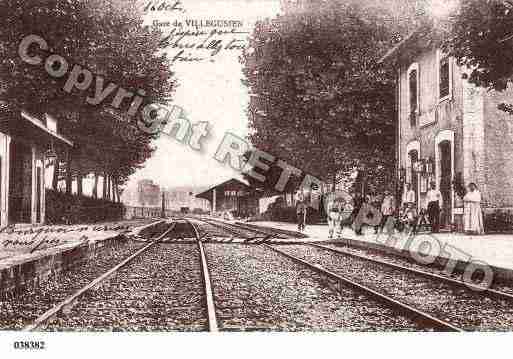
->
[0,109,73,148]
[195,178,254,202]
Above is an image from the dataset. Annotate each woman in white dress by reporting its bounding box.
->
[463,183,484,235]
[327,198,342,239]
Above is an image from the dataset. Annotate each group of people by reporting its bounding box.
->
[399,181,484,235]
[296,181,485,237]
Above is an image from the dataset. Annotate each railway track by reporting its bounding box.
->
[186,220,513,331]
[188,219,461,331]
[190,216,303,242]
[23,219,218,332]
[192,217,282,241]
[8,217,511,331]
[264,244,462,332]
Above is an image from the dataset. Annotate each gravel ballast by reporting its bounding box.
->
[0,240,145,330]
[205,243,422,331]
[44,243,207,331]
[277,244,513,331]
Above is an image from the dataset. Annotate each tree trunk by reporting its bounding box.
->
[52,157,59,191]
[92,173,98,199]
[77,171,83,197]
[117,181,121,204]
[111,177,116,202]
[65,151,72,195]
[102,171,107,199]
[113,177,119,203]
[107,175,111,200]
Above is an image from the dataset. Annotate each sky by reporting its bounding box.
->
[124,0,282,190]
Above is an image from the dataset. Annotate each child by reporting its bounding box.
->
[403,203,418,234]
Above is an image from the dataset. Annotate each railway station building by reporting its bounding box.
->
[195,178,259,218]
[0,105,73,227]
[381,23,513,230]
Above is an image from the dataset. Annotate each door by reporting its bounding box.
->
[439,141,452,228]
[9,140,32,223]
[36,166,42,223]
[408,150,419,207]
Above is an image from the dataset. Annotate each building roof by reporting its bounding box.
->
[0,105,73,147]
[378,29,422,64]
[379,22,440,65]
[20,111,73,146]
[195,178,253,201]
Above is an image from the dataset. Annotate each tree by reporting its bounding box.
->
[242,150,304,195]
[442,0,513,112]
[241,2,399,192]
[0,0,175,197]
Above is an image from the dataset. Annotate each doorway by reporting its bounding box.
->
[9,140,32,223]
[439,140,452,229]
[408,149,419,207]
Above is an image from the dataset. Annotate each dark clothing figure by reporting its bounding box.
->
[296,202,306,232]
[427,201,440,233]
[351,195,364,235]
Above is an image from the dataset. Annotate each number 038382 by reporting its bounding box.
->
[13,341,46,350]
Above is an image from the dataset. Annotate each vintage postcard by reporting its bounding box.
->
[1,0,513,357]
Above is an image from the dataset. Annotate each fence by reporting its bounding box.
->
[124,206,174,219]
[46,190,125,224]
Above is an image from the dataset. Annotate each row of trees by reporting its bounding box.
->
[0,0,175,201]
[241,0,424,194]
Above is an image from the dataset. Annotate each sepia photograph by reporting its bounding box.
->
[1,0,513,357]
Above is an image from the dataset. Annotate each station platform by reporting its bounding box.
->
[0,219,160,296]
[246,221,513,279]
[0,219,155,261]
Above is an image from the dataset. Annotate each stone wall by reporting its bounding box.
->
[0,235,129,298]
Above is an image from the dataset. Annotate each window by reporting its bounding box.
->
[439,57,450,98]
[409,69,418,113]
[437,49,452,101]
[407,63,419,127]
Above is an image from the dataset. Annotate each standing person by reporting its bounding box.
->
[371,191,383,234]
[379,190,396,234]
[463,183,484,235]
[296,197,307,232]
[327,196,342,239]
[425,181,443,233]
[351,193,364,235]
[404,202,418,234]
[402,183,416,207]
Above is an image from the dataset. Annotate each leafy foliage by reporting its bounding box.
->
[442,0,513,93]
[45,189,125,224]
[0,0,176,195]
[241,2,403,191]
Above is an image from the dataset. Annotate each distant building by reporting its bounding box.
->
[195,178,259,217]
[136,179,161,207]
[162,186,209,212]
[381,23,513,229]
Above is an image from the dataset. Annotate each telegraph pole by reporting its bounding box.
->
[161,192,166,218]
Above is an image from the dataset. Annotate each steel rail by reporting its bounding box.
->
[192,217,266,240]
[227,221,291,239]
[234,221,307,239]
[263,244,464,332]
[24,221,177,331]
[184,219,219,332]
[311,243,513,301]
